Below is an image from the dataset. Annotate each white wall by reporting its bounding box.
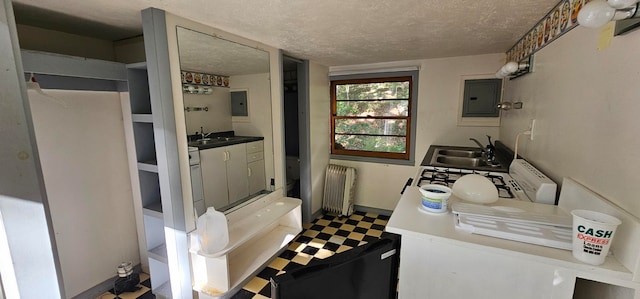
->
[501,27,640,219]
[327,54,504,210]
[231,73,275,188]
[308,62,331,214]
[184,88,232,135]
[28,90,140,297]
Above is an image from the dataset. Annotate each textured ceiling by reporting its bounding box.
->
[12,0,559,66]
[177,27,270,76]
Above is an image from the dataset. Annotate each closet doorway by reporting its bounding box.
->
[282,56,311,222]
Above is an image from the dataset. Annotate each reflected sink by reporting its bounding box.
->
[198,138,214,144]
[216,136,248,142]
[189,138,223,146]
[437,149,483,158]
[189,138,222,146]
[436,156,488,168]
[188,136,253,148]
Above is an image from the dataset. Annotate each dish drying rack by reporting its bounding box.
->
[452,202,573,250]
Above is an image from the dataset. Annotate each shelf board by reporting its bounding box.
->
[153,281,172,299]
[138,161,158,173]
[132,114,153,123]
[148,244,168,264]
[196,198,300,258]
[126,61,147,70]
[228,226,299,287]
[143,202,163,218]
[194,225,300,297]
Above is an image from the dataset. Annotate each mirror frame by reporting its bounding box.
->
[162,11,285,232]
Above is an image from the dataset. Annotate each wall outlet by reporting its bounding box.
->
[529,119,536,141]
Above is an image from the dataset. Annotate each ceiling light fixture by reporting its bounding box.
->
[578,0,640,33]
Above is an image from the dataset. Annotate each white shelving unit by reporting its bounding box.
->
[125,61,172,296]
[190,196,302,298]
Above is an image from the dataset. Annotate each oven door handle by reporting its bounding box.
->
[401,178,413,194]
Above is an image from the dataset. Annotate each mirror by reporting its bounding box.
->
[176,26,274,214]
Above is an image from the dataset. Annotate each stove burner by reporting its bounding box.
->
[434,172,448,180]
[495,185,514,199]
[419,167,514,199]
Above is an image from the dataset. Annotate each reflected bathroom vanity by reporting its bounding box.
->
[125,8,299,299]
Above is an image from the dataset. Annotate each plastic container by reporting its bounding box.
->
[571,209,621,265]
[419,184,452,213]
[197,207,229,255]
[451,174,498,204]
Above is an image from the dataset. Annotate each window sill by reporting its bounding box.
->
[330,154,414,166]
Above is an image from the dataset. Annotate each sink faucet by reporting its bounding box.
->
[470,135,496,162]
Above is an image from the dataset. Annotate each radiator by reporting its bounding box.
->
[322,164,357,217]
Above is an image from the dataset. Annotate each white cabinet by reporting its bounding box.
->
[246,141,265,195]
[226,144,249,205]
[201,143,249,210]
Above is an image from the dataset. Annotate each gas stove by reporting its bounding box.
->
[413,159,557,204]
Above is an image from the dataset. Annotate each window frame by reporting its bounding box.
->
[329,70,418,165]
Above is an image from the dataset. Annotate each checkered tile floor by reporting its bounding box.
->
[97,211,389,299]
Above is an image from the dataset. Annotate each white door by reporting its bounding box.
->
[225,143,249,205]
[200,147,229,210]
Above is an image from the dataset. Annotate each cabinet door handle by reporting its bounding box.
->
[248,168,252,177]
[226,151,230,161]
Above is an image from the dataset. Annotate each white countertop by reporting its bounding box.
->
[386,186,634,283]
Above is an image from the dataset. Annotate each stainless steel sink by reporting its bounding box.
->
[437,149,483,158]
[424,145,504,170]
[436,156,488,167]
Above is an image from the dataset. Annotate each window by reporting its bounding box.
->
[330,71,417,163]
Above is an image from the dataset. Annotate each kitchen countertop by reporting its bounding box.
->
[386,185,638,298]
[386,187,632,278]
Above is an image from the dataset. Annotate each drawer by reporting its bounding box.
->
[246,140,263,154]
[247,151,264,163]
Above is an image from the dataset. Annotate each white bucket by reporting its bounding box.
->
[419,184,452,213]
[571,209,621,265]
